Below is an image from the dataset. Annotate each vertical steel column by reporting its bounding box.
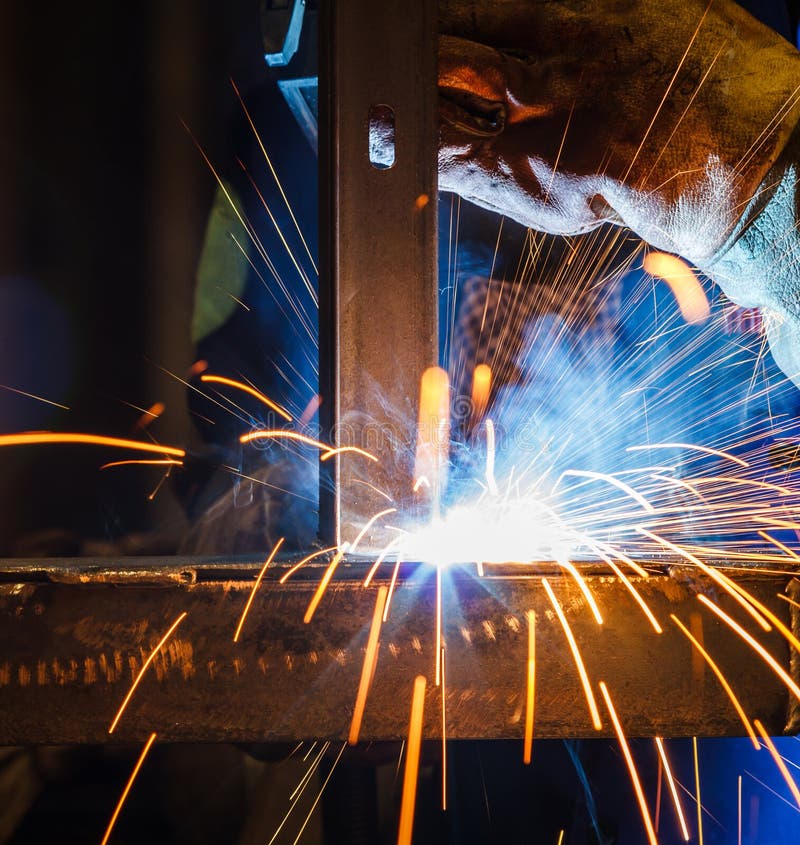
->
[319,1,439,547]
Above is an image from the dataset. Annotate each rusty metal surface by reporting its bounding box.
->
[318,0,439,547]
[0,556,795,743]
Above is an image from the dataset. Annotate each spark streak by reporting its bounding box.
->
[200,374,292,421]
[397,675,427,845]
[241,429,377,462]
[348,586,388,745]
[655,737,691,841]
[279,546,338,584]
[542,578,602,730]
[99,732,157,845]
[697,594,800,702]
[100,459,183,470]
[0,431,185,457]
[304,549,345,624]
[523,609,536,765]
[626,442,749,468]
[671,614,758,748]
[694,737,704,845]
[753,719,800,810]
[598,682,657,845]
[108,613,187,734]
[233,537,285,642]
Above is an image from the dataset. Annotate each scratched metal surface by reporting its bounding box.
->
[0,556,794,743]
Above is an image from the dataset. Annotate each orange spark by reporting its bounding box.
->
[655,737,691,841]
[643,251,709,324]
[639,529,771,631]
[415,193,430,211]
[627,442,748,468]
[759,531,800,561]
[383,558,403,622]
[697,594,800,701]
[441,645,448,811]
[233,538,285,642]
[560,469,654,513]
[101,459,183,470]
[134,401,165,431]
[558,559,603,625]
[188,359,208,377]
[523,609,536,765]
[753,719,800,810]
[201,374,291,421]
[414,366,450,504]
[350,508,397,554]
[435,566,443,686]
[470,363,492,422]
[241,429,377,462]
[99,732,157,845]
[671,614,758,748]
[299,394,321,428]
[0,431,185,457]
[599,682,658,845]
[694,736,704,845]
[397,675,427,845]
[605,557,662,633]
[349,586,389,745]
[542,578,602,730]
[363,539,400,588]
[279,546,338,584]
[108,613,187,734]
[304,549,345,624]
[412,476,430,493]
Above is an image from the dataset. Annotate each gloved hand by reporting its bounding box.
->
[438,0,800,380]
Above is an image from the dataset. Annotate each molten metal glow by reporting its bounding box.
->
[99,732,157,845]
[655,737,691,841]
[201,374,292,421]
[753,719,800,810]
[523,609,536,765]
[599,682,658,845]
[671,614,758,748]
[108,613,187,734]
[643,251,710,325]
[233,537,285,642]
[349,586,388,745]
[397,675,427,845]
[0,431,185,457]
[697,594,800,701]
[304,549,344,624]
[471,363,492,421]
[542,578,602,730]
[414,366,450,501]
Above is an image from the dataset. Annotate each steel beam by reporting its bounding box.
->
[0,556,796,743]
[319,0,439,548]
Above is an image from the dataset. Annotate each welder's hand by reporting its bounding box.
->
[439,0,800,380]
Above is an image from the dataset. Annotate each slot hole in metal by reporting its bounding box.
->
[368,104,395,169]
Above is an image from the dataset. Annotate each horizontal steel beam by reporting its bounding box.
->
[0,556,797,743]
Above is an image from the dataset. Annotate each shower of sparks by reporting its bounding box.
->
[0,431,185,457]
[200,373,292,421]
[349,585,388,745]
[542,578,602,731]
[655,737,691,841]
[108,612,187,734]
[671,614,759,748]
[523,609,536,765]
[99,732,157,845]
[233,537,285,642]
[599,682,658,845]
[397,675,427,845]
[753,720,800,810]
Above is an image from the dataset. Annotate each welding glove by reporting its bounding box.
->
[438,0,800,381]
